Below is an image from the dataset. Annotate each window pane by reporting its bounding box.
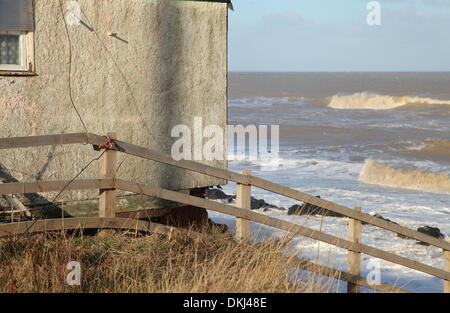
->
[0,34,21,65]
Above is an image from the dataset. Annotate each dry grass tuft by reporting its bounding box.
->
[0,227,339,293]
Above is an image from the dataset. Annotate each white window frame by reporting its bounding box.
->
[0,30,29,71]
[0,0,35,74]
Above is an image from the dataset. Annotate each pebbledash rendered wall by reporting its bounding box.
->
[0,0,228,200]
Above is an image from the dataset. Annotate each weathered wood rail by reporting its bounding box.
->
[0,132,449,293]
[0,217,178,237]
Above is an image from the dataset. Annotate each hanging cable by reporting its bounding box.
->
[58,0,90,135]
[13,150,106,242]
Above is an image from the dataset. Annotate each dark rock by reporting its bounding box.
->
[152,205,209,229]
[206,188,233,203]
[190,187,207,198]
[417,226,444,239]
[251,197,268,210]
[288,204,305,216]
[263,205,285,212]
[361,214,408,239]
[249,197,286,212]
[206,189,283,212]
[287,197,344,218]
[416,226,445,246]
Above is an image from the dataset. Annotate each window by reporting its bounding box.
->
[0,0,34,74]
[0,31,29,71]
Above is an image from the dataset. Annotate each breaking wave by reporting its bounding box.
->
[329,92,450,110]
[359,159,450,195]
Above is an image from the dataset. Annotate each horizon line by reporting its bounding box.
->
[229,70,450,73]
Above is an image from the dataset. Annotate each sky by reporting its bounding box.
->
[228,0,450,72]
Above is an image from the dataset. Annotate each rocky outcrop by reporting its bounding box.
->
[361,213,446,244]
[251,197,285,211]
[361,213,408,239]
[152,205,209,229]
[151,188,211,230]
[416,226,445,246]
[206,188,285,212]
[287,197,344,217]
[206,188,233,203]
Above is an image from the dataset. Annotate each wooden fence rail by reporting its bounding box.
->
[286,257,411,293]
[0,132,449,293]
[114,179,450,281]
[1,133,448,249]
[0,217,181,238]
[0,179,114,195]
[85,133,450,251]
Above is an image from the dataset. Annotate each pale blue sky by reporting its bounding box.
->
[228,0,450,72]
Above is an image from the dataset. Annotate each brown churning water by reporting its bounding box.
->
[228,72,449,194]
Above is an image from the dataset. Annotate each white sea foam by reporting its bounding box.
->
[328,92,450,110]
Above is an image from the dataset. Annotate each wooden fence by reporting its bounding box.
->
[0,132,449,293]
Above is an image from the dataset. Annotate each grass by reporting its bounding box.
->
[0,226,339,293]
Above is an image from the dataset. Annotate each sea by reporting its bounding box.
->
[209,72,450,293]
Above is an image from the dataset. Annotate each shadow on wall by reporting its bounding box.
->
[156,1,184,190]
[0,163,68,219]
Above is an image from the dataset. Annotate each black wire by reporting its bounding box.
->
[50,150,106,205]
[13,150,106,242]
[58,0,89,134]
[116,156,128,174]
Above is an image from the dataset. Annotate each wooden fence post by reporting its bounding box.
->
[236,170,251,242]
[99,132,117,219]
[348,206,362,293]
[445,249,450,293]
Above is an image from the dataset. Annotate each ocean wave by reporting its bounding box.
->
[359,159,450,194]
[328,92,450,110]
